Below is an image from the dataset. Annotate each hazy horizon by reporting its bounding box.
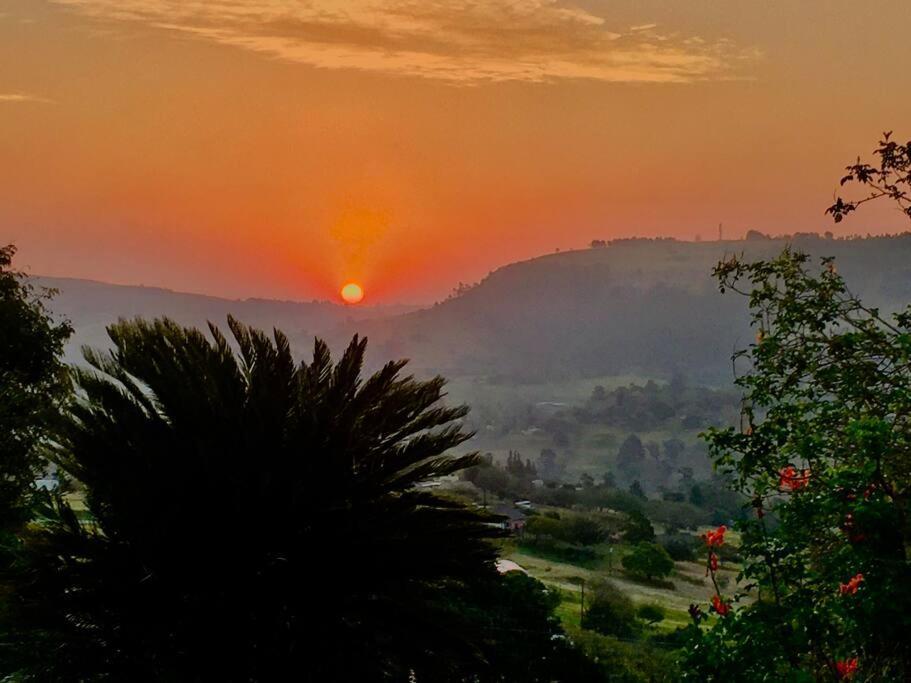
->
[26,234,768,306]
[23,231,911,306]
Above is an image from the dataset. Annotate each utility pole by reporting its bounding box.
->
[718,222,723,241]
[580,578,585,629]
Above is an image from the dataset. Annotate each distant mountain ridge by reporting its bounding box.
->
[345,234,911,384]
[33,275,418,364]
[39,234,911,383]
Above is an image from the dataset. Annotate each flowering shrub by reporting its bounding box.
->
[680,250,911,681]
[701,525,730,618]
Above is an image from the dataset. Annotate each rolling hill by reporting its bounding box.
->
[347,233,911,384]
[39,233,911,385]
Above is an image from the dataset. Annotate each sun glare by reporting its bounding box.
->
[340,282,365,304]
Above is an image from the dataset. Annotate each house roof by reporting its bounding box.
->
[492,504,527,521]
[496,559,527,574]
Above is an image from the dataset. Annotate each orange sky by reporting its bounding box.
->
[2,0,910,303]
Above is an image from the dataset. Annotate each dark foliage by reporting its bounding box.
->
[827,131,911,224]
[621,510,655,544]
[3,317,514,681]
[572,629,679,682]
[0,245,72,534]
[684,249,911,680]
[636,604,665,626]
[621,543,674,581]
[643,499,708,531]
[584,580,639,640]
[521,513,608,566]
[658,534,698,562]
[450,571,605,682]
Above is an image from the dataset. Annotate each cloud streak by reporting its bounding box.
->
[0,93,53,103]
[51,0,757,84]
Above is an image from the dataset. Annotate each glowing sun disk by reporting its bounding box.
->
[341,282,364,304]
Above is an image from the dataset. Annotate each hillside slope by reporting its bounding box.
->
[349,234,911,383]
[40,234,911,383]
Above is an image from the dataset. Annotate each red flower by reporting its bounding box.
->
[839,573,864,596]
[779,465,811,491]
[709,552,719,573]
[703,525,727,547]
[711,594,730,617]
[835,658,858,679]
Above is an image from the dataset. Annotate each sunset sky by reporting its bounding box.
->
[2,0,910,303]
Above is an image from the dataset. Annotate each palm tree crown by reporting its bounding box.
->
[9,317,501,681]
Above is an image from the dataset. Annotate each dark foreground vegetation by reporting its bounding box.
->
[0,285,600,681]
[0,134,908,680]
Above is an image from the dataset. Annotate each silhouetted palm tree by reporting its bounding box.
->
[6,317,503,681]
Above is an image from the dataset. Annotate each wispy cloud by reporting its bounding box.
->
[50,0,757,85]
[0,92,53,103]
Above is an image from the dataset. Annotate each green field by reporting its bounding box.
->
[503,527,744,635]
[445,374,651,408]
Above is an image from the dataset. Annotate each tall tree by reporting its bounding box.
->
[684,132,911,681]
[683,250,911,680]
[0,244,71,535]
[621,543,673,581]
[4,317,514,681]
[616,434,644,479]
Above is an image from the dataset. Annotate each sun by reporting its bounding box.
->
[340,282,365,304]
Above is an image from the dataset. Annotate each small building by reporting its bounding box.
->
[492,504,527,533]
[495,559,527,575]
